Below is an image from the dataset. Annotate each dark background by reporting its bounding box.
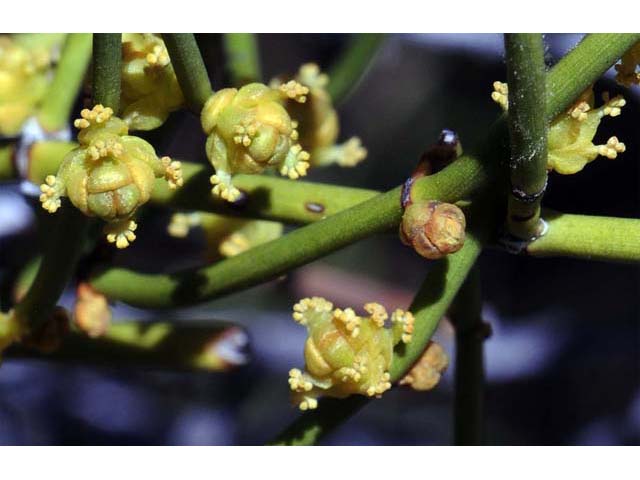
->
[0,33,638,445]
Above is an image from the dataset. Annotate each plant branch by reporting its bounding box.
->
[13,34,121,333]
[527,210,640,263]
[545,33,640,119]
[449,266,485,445]
[327,34,386,104]
[92,34,121,111]
[37,33,93,131]
[222,33,262,86]
[162,33,213,113]
[7,320,247,372]
[504,33,548,240]
[89,154,489,308]
[267,32,640,447]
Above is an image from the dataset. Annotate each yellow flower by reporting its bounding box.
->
[121,33,185,131]
[271,63,367,167]
[167,211,283,260]
[0,35,55,136]
[288,297,414,410]
[201,82,311,202]
[491,83,626,175]
[39,105,183,248]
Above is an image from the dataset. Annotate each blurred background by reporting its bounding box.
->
[0,33,638,445]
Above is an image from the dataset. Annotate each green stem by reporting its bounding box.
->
[37,34,92,131]
[87,33,640,307]
[222,33,262,86]
[504,33,548,240]
[7,320,246,372]
[89,154,489,308]
[327,34,386,104]
[162,34,213,113]
[13,34,122,333]
[271,231,485,445]
[449,266,485,445]
[528,210,640,263]
[92,34,121,111]
[546,33,640,119]
[24,144,378,224]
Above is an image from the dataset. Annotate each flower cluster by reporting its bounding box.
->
[271,63,367,168]
[39,105,183,248]
[167,211,283,260]
[0,34,58,136]
[492,82,626,174]
[288,297,414,410]
[120,33,185,131]
[201,82,311,202]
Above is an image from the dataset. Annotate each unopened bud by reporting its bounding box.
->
[399,340,449,391]
[400,200,466,259]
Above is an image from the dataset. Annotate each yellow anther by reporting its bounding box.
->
[491,81,509,111]
[105,220,138,249]
[162,156,183,189]
[597,136,626,159]
[39,175,62,213]
[364,302,388,327]
[279,80,309,103]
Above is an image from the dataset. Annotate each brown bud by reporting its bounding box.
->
[74,283,112,338]
[400,200,466,259]
[399,340,449,391]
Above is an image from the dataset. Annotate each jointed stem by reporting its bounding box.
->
[37,33,93,131]
[162,33,213,113]
[222,33,262,86]
[327,33,386,104]
[504,33,548,240]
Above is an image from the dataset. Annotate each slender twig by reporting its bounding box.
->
[327,33,386,104]
[22,144,640,265]
[89,154,490,308]
[162,34,213,113]
[37,33,92,131]
[222,33,262,86]
[87,34,640,307]
[13,34,121,333]
[7,320,247,372]
[527,210,640,263]
[545,34,640,119]
[449,266,485,445]
[504,33,548,240]
[92,34,121,111]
